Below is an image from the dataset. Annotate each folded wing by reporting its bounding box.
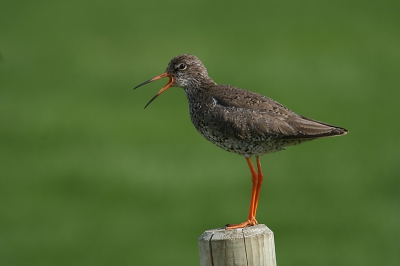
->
[209,85,347,141]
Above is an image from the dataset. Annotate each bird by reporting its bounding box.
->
[134,54,348,229]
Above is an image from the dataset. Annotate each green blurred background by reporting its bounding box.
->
[1,1,399,265]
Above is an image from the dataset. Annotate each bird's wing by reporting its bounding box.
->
[211,85,294,114]
[209,85,347,140]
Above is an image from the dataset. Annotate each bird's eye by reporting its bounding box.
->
[178,63,187,70]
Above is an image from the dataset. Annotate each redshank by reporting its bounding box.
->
[134,54,348,229]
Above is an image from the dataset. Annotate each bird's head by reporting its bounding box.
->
[134,54,209,108]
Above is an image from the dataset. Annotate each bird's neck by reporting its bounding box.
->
[184,77,215,100]
[185,76,216,90]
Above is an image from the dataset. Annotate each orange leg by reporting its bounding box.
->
[226,156,263,229]
[253,156,264,218]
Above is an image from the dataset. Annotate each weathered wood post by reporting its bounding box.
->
[198,224,277,266]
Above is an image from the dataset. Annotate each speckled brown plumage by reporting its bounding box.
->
[134,54,348,229]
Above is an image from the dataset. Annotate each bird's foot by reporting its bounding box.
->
[225,218,258,230]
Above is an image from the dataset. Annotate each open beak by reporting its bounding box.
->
[134,73,174,108]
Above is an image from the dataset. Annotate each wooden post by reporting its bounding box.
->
[198,224,277,266]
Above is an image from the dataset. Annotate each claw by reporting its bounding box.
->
[225,219,258,229]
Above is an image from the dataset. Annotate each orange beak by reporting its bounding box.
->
[134,73,174,108]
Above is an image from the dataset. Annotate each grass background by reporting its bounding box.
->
[1,1,399,265]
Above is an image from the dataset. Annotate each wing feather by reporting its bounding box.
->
[208,85,347,140]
